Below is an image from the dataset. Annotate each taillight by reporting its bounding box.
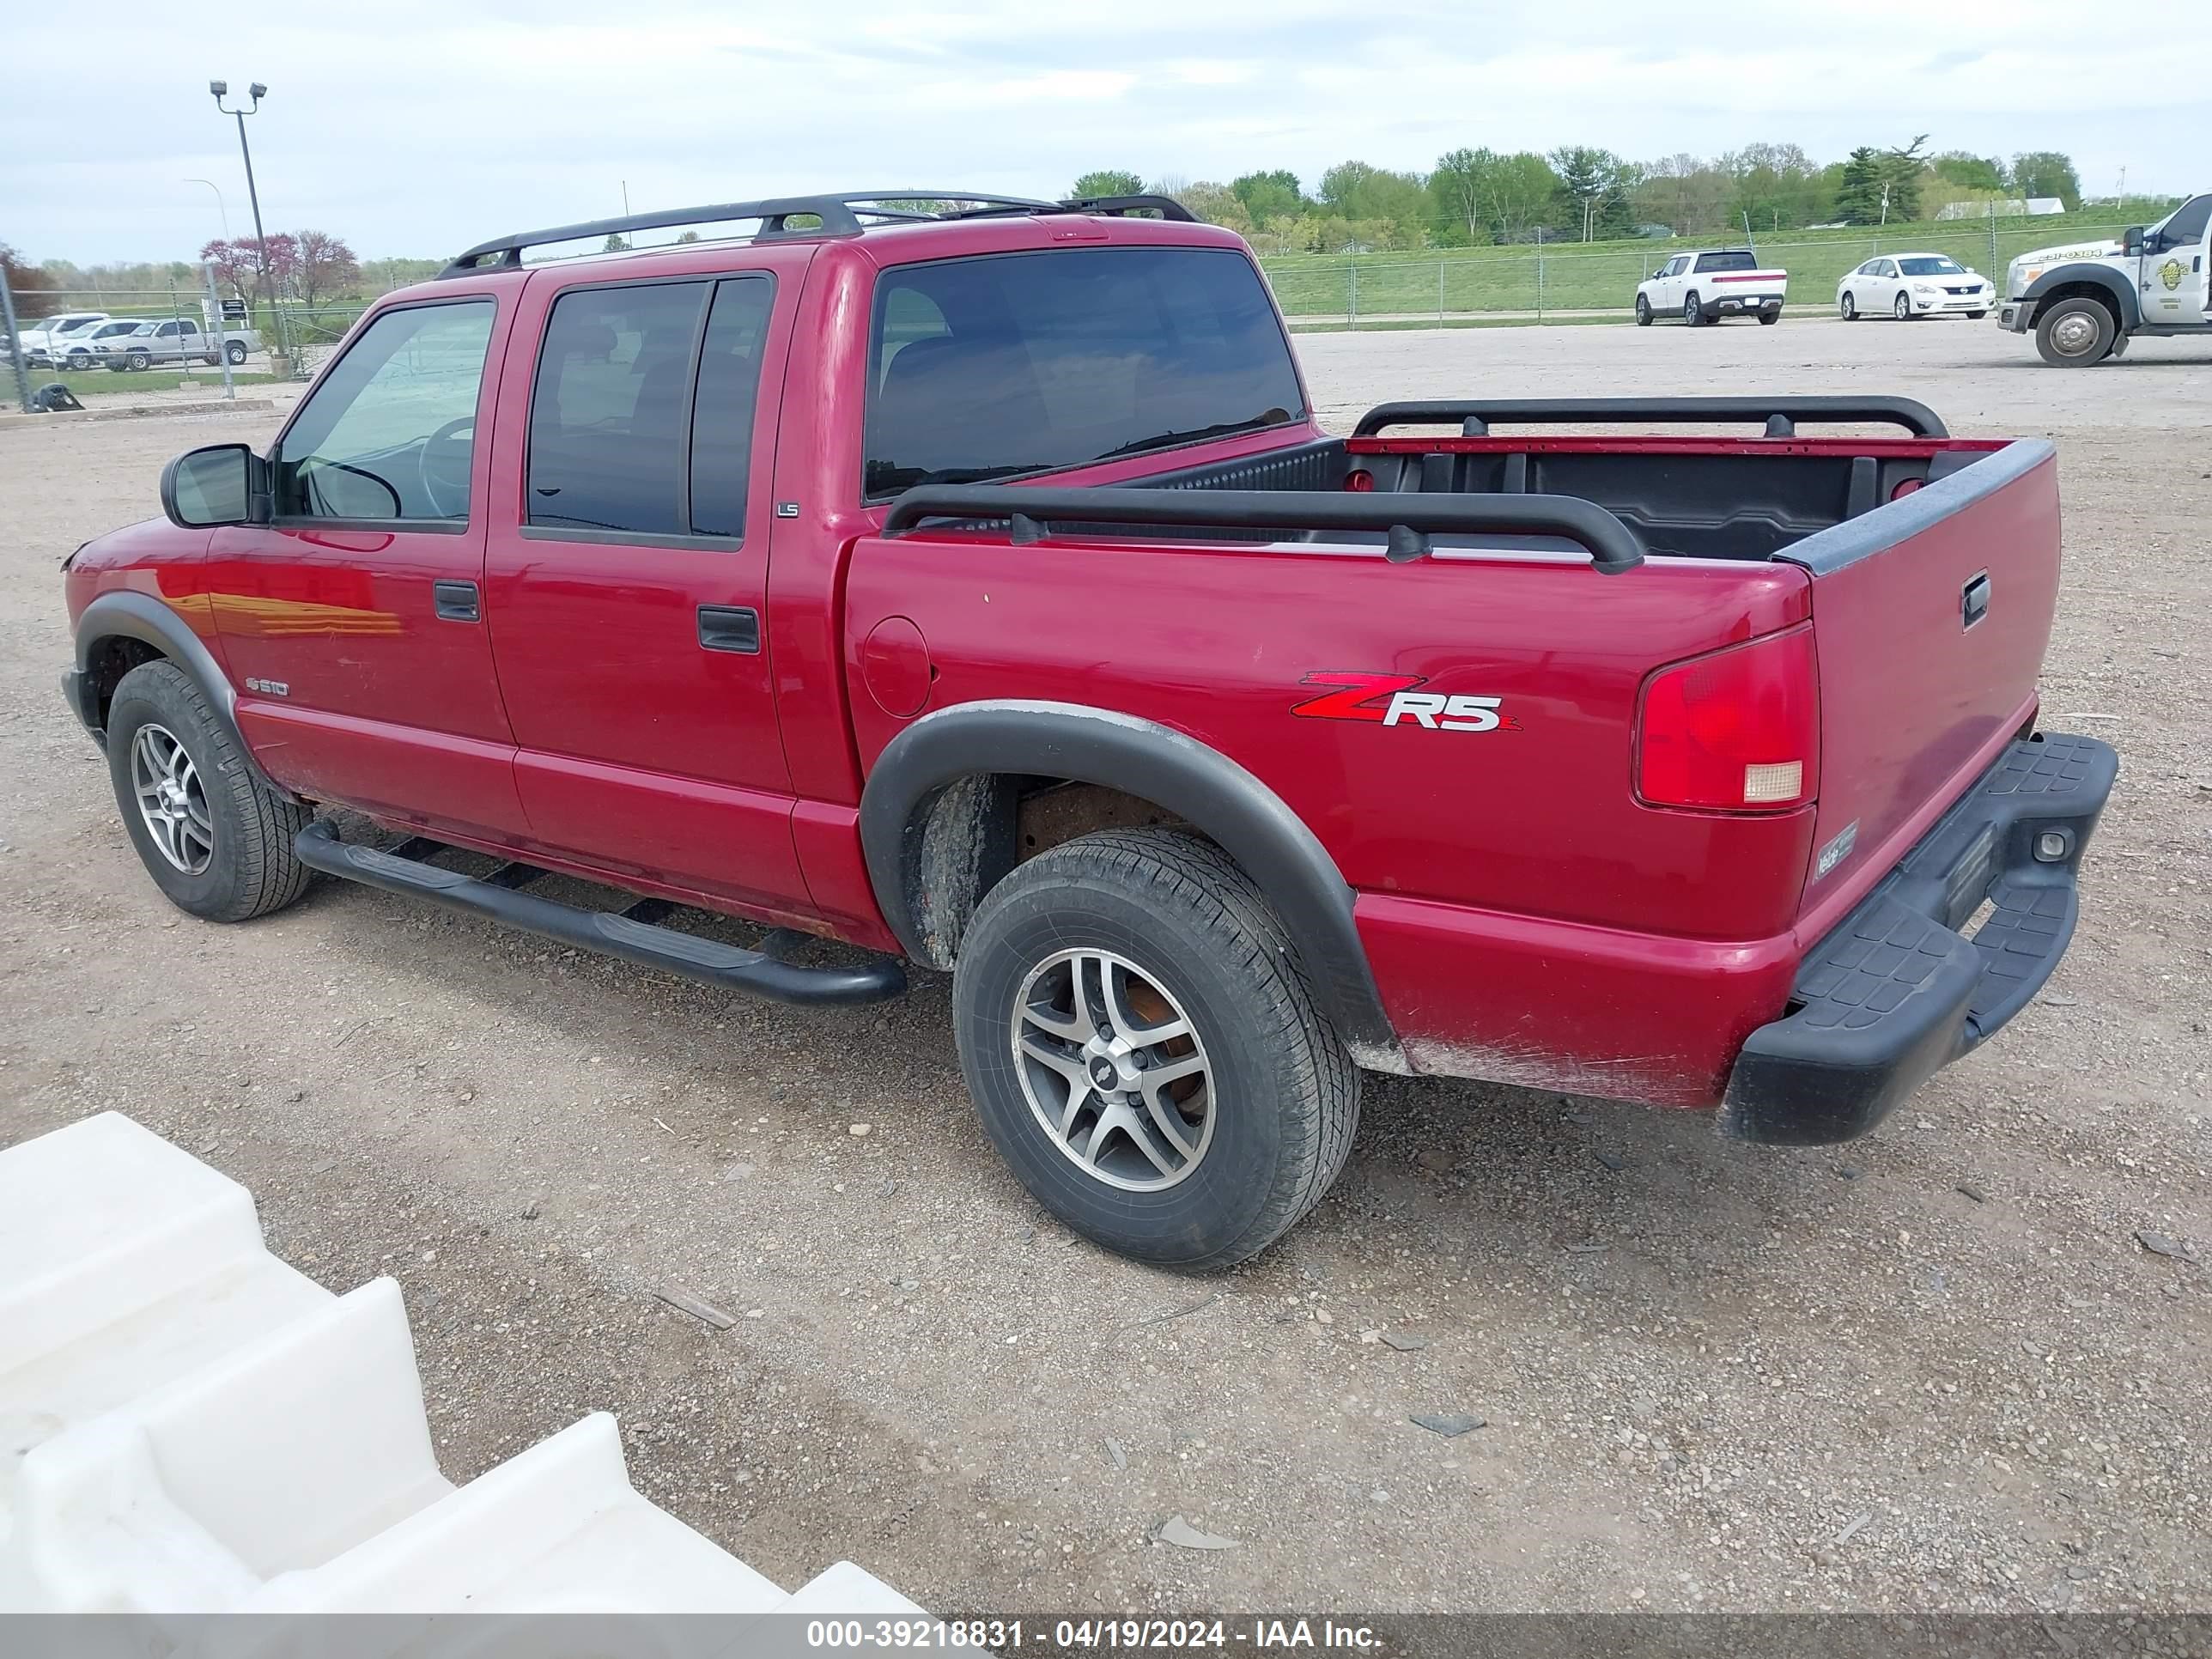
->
[1343,469,1374,492]
[1637,628,1819,811]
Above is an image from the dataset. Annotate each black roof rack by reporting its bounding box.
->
[439,190,1199,278]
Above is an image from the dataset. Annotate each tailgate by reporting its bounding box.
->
[1784,440,2060,916]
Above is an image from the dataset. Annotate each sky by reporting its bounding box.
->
[6,0,2206,266]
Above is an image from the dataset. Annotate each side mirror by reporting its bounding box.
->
[160,444,269,528]
[2122,226,2146,256]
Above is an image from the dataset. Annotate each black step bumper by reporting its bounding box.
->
[1721,732,2117,1145]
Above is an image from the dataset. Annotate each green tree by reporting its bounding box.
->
[1231,169,1304,222]
[1723,143,1823,232]
[1071,170,1146,199]
[1172,181,1254,233]
[603,234,630,252]
[2008,151,2081,209]
[1878,134,1931,222]
[1428,148,1558,243]
[1549,146,1611,240]
[1317,161,1430,248]
[1931,151,2005,193]
[1833,148,1886,224]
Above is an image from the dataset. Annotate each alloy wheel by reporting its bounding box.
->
[1011,947,1214,1191]
[131,722,214,875]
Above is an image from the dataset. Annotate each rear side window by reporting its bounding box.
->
[862,246,1304,498]
[527,275,775,539]
[1694,251,1757,273]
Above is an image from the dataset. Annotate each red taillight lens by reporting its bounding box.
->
[1344,468,1375,492]
[1637,628,1819,811]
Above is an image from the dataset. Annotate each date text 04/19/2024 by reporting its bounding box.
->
[803,1619,1382,1650]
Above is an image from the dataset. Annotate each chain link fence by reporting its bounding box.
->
[3,277,370,393]
[1261,219,2124,326]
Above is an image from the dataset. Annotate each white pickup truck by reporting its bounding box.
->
[1998,191,2212,364]
[1635,249,1788,326]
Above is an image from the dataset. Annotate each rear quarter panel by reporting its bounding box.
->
[842,535,1813,941]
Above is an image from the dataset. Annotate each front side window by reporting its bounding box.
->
[273,301,495,523]
[2156,195,2211,249]
[863,246,1304,498]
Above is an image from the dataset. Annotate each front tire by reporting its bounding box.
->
[1839,291,1857,320]
[1634,295,1652,326]
[1893,292,1911,320]
[1966,310,1987,321]
[106,661,315,922]
[952,828,1359,1271]
[126,349,151,371]
[2034,297,2115,366]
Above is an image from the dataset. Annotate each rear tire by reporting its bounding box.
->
[1634,295,1652,326]
[1758,307,1780,325]
[225,340,248,365]
[105,661,315,923]
[2033,296,2115,366]
[952,827,1359,1271]
[1683,291,1705,326]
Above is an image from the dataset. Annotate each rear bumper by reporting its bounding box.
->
[1721,732,2117,1145]
[1709,294,1784,315]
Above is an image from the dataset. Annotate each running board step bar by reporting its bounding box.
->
[295,821,905,1006]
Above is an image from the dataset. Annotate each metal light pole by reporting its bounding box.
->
[185,177,231,241]
[210,81,272,308]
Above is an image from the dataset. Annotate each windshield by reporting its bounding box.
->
[1899,257,1967,276]
[863,246,1304,498]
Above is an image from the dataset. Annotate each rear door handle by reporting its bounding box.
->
[697,604,760,653]
[433,580,480,623]
[1961,572,1991,629]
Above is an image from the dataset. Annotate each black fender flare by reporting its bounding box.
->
[859,700,1405,1070]
[72,590,292,798]
[2022,264,2141,331]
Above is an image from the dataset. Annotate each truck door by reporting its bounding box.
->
[480,255,808,915]
[2142,193,2211,326]
[206,294,528,839]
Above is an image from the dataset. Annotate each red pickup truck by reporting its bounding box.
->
[61,191,2115,1269]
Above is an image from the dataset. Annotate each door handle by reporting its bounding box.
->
[697,604,760,654]
[1961,572,1991,629]
[433,580,480,623]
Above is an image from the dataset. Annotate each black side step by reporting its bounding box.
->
[295,821,905,1006]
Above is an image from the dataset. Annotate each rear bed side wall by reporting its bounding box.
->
[842,533,1821,1102]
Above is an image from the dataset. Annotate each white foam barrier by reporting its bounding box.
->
[0,1113,920,1625]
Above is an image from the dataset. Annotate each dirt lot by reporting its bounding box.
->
[2,317,2206,1617]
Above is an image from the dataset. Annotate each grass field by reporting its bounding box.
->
[1259,212,2124,319]
[14,368,280,399]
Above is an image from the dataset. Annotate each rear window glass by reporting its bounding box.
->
[1694,251,1758,273]
[863,246,1304,498]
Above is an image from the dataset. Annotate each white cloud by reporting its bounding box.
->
[3,0,2203,262]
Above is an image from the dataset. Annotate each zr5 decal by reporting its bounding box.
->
[1290,672,1516,732]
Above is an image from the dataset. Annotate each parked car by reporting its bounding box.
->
[1997,191,2212,364]
[11,312,110,368]
[1635,250,1787,325]
[49,319,159,369]
[1837,254,1994,321]
[59,190,2114,1269]
[92,317,258,369]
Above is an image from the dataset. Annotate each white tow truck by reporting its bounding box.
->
[1998,191,2212,364]
[1634,249,1788,326]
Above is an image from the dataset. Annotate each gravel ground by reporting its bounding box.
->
[2,316,2206,1616]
